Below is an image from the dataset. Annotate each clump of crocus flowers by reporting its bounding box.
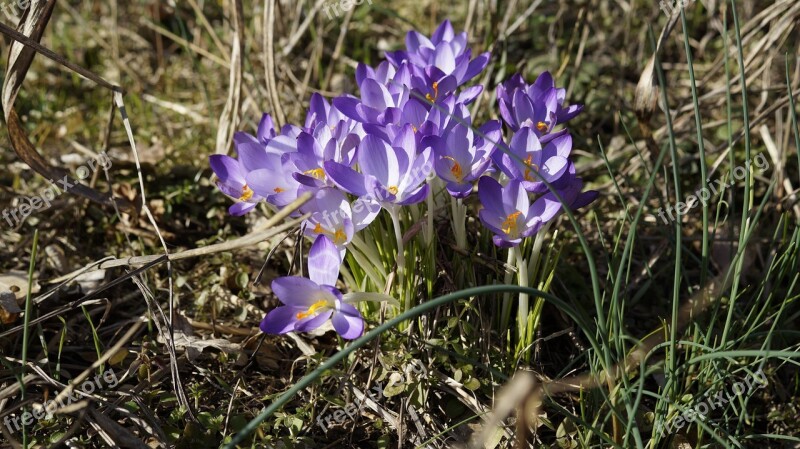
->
[210,20,597,340]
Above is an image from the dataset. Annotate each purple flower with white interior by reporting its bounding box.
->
[385,20,490,103]
[497,72,583,134]
[302,188,380,256]
[260,235,365,339]
[494,127,573,193]
[432,111,502,197]
[325,125,432,207]
[478,177,564,247]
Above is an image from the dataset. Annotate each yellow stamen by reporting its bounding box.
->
[412,125,418,133]
[501,211,523,236]
[296,299,329,320]
[523,155,540,182]
[333,228,347,245]
[536,121,548,133]
[274,187,285,193]
[444,156,463,182]
[239,184,254,201]
[387,185,399,195]
[314,223,348,245]
[425,81,440,102]
[303,168,326,180]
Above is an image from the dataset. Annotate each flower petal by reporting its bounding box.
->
[271,276,324,307]
[260,305,301,334]
[308,235,342,286]
[331,303,364,339]
[295,309,333,333]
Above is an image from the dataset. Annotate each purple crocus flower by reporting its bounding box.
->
[478,175,598,247]
[302,188,380,256]
[497,72,583,134]
[478,177,563,247]
[432,112,502,197]
[244,153,304,209]
[209,154,263,216]
[494,127,572,193]
[324,125,432,207]
[260,235,364,339]
[385,20,490,103]
[235,113,301,156]
[333,63,412,127]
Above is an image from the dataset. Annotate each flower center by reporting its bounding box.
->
[313,223,348,245]
[536,121,548,133]
[523,155,539,182]
[425,81,440,102]
[303,168,326,180]
[387,185,399,195]
[444,156,463,182]
[501,211,523,237]
[296,299,329,320]
[239,184,254,201]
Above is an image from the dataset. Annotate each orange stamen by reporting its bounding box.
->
[523,155,540,182]
[296,299,329,320]
[239,184,254,201]
[536,121,548,133]
[444,156,463,182]
[501,211,523,236]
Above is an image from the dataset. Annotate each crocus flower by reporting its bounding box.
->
[302,188,380,257]
[334,63,412,126]
[235,113,300,156]
[478,177,564,247]
[385,20,490,102]
[209,154,263,216]
[325,125,432,207]
[240,148,307,210]
[260,235,364,339]
[494,127,572,193]
[432,112,502,197]
[497,72,582,134]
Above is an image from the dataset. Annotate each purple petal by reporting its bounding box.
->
[324,161,368,196]
[308,235,341,286]
[260,306,301,334]
[271,276,325,307]
[333,96,366,122]
[431,19,454,44]
[210,155,245,184]
[478,176,507,218]
[257,114,276,143]
[229,202,256,216]
[397,183,429,205]
[295,309,333,333]
[461,52,491,84]
[331,303,364,339]
[358,135,398,186]
[361,79,392,110]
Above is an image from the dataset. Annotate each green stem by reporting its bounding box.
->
[514,245,529,348]
[500,249,515,334]
[389,206,407,310]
